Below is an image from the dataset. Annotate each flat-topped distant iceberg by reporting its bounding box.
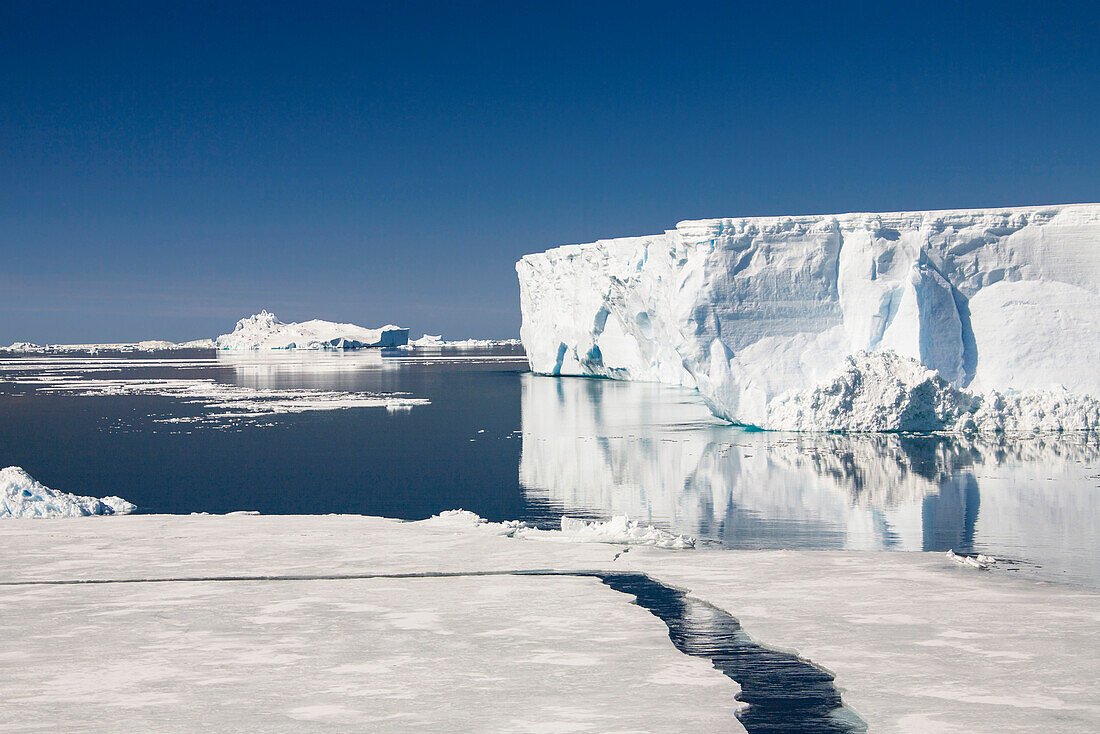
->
[403,334,523,349]
[216,310,409,350]
[517,203,1100,432]
[1,466,135,518]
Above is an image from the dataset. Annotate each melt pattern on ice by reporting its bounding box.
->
[517,204,1100,432]
[1,466,135,518]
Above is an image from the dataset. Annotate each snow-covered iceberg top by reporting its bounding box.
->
[216,311,409,350]
[419,509,695,549]
[517,203,1100,432]
[1,467,136,518]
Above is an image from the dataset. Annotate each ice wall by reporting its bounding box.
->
[517,204,1100,430]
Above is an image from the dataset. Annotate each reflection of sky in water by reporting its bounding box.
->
[519,375,1100,587]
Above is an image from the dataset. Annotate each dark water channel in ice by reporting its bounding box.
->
[0,349,1097,588]
[0,567,866,733]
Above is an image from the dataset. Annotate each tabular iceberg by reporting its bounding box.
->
[216,310,409,350]
[517,204,1100,431]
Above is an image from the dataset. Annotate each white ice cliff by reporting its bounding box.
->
[216,310,409,350]
[1,467,135,518]
[517,204,1100,431]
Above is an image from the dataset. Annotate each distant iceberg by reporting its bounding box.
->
[216,311,409,350]
[517,203,1100,432]
[1,467,135,518]
[403,334,522,349]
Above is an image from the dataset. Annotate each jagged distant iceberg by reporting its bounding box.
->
[1,466,135,518]
[517,204,1100,431]
[216,310,409,350]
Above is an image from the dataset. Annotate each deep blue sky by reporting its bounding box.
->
[2,1,1098,342]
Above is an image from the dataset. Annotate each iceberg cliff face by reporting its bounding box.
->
[216,311,409,350]
[517,204,1100,430]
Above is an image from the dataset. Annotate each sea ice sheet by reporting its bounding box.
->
[1,514,1096,733]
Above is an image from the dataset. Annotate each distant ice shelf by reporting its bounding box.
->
[517,203,1100,432]
[1,466,135,518]
[2,339,215,354]
[216,311,409,350]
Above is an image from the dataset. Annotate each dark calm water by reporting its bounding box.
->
[1,349,1097,588]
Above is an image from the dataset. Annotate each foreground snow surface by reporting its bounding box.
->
[1,514,1097,733]
[216,310,409,350]
[0,467,134,518]
[517,203,1100,431]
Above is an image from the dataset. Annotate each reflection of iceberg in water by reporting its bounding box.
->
[520,375,1100,582]
[217,349,388,389]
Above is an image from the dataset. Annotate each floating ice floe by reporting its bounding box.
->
[216,310,409,350]
[420,509,695,549]
[17,374,429,426]
[1,466,135,518]
[518,203,1100,432]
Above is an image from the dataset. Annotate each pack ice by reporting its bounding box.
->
[216,310,409,350]
[1,467,135,518]
[517,204,1100,431]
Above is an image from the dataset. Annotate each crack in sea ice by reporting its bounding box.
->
[1,568,866,733]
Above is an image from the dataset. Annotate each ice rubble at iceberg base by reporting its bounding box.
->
[1,467,135,518]
[216,310,410,350]
[517,203,1100,432]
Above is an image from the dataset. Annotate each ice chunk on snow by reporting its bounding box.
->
[418,510,695,548]
[1,467,135,518]
[550,516,695,548]
[517,203,1100,431]
[216,310,409,350]
[946,549,996,570]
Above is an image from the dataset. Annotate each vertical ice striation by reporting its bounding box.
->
[517,204,1100,430]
